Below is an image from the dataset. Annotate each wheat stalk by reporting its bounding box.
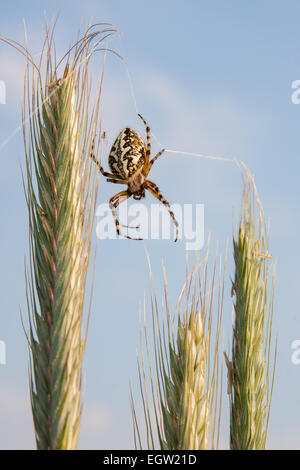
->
[1,23,117,449]
[228,168,276,450]
[132,249,224,450]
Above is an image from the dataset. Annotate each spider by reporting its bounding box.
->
[91,114,178,241]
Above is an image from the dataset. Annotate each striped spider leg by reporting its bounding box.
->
[144,180,179,242]
[109,190,142,240]
[90,153,140,235]
[137,113,151,165]
[137,114,166,175]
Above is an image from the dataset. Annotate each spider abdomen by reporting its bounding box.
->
[108,128,146,179]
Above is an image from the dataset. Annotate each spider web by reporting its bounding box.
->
[115,33,238,167]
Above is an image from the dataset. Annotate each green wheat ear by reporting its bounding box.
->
[228,168,277,450]
[132,250,224,450]
[4,23,117,450]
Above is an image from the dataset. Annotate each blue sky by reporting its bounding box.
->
[0,0,300,449]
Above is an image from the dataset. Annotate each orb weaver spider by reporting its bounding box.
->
[91,114,179,241]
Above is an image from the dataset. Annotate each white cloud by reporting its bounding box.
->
[134,69,270,158]
[78,401,134,450]
[0,381,130,450]
[0,53,27,102]
[0,382,34,449]
[81,402,112,434]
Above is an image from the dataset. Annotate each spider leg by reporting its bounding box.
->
[145,148,165,176]
[138,114,151,165]
[90,153,124,180]
[106,178,127,184]
[109,191,142,239]
[144,180,179,242]
[90,137,125,181]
